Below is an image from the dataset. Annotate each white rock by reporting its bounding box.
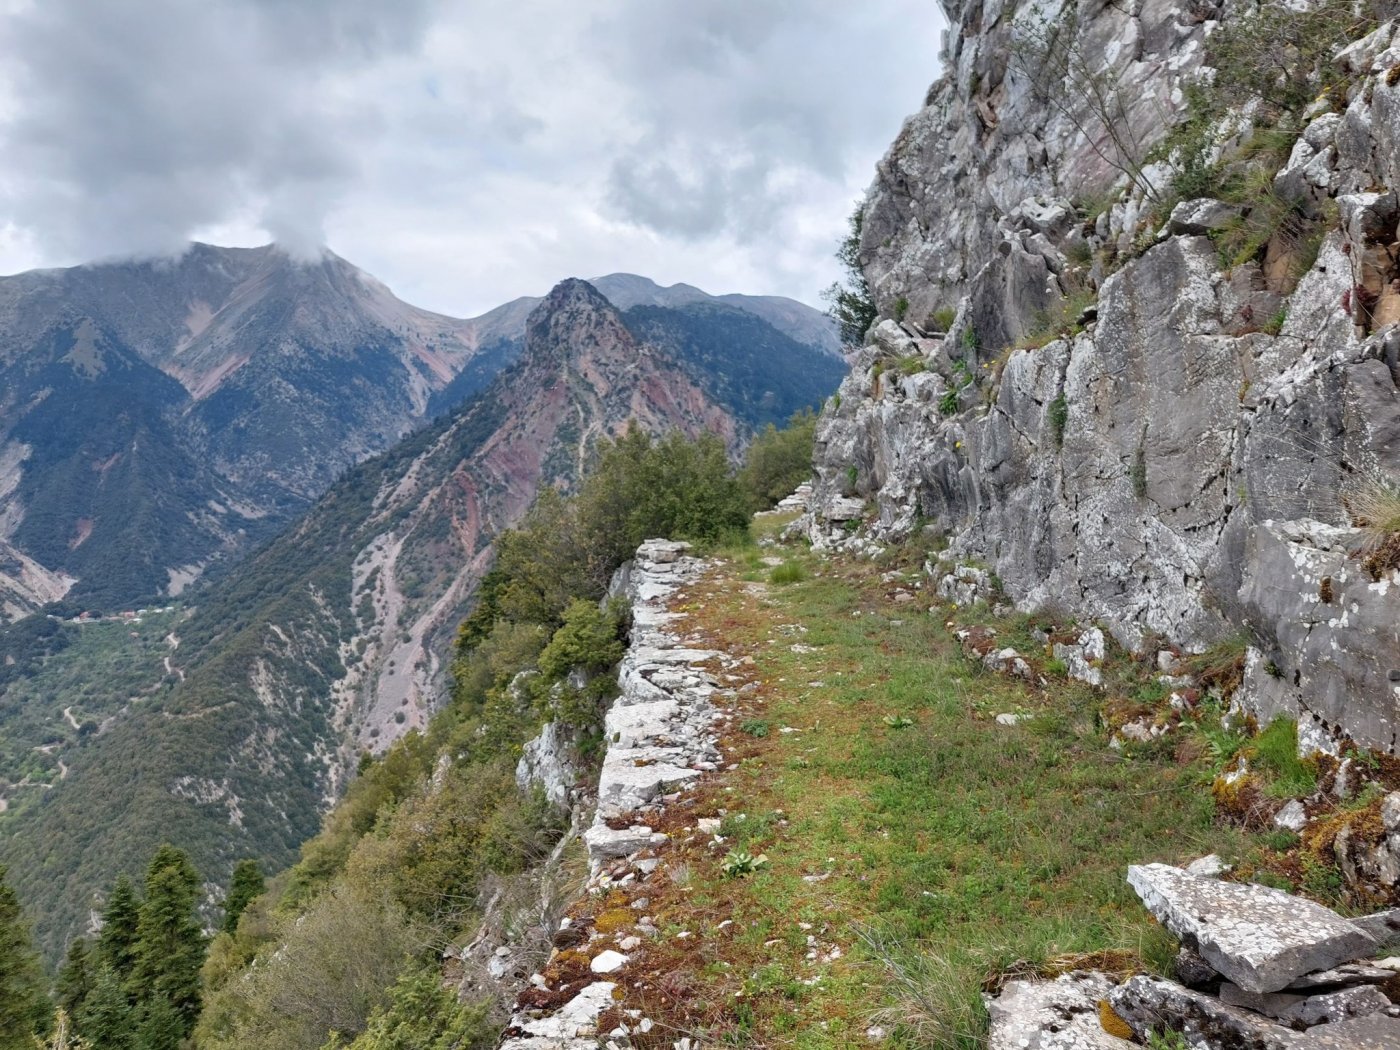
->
[1273,799,1308,833]
[590,950,628,975]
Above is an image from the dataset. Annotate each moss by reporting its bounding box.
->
[594,907,636,935]
[1099,1000,1135,1040]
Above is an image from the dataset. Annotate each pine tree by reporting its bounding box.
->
[220,860,264,936]
[75,966,133,1050]
[95,877,141,983]
[0,865,47,1050]
[130,846,205,1035]
[131,997,181,1050]
[55,939,93,1017]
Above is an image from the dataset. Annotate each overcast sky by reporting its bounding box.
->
[0,1,945,317]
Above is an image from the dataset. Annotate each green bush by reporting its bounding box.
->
[928,307,956,333]
[739,410,817,511]
[536,599,626,682]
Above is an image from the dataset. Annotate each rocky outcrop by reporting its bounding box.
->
[805,3,1400,753]
[989,862,1400,1047]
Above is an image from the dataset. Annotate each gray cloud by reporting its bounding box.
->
[0,0,438,260]
[0,1,944,312]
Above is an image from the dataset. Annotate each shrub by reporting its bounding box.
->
[739,410,817,511]
[893,297,910,322]
[740,719,771,738]
[1048,394,1069,449]
[536,599,625,682]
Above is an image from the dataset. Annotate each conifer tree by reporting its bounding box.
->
[220,859,264,935]
[131,996,181,1050]
[55,939,93,1017]
[95,877,141,983]
[0,865,47,1049]
[75,966,133,1050]
[130,846,205,1035]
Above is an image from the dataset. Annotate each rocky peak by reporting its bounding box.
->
[523,278,638,368]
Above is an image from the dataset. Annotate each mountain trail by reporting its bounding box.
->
[503,513,1260,1046]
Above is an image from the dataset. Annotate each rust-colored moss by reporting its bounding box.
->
[1303,798,1386,855]
[1363,530,1400,579]
[1099,999,1135,1040]
[1212,773,1273,828]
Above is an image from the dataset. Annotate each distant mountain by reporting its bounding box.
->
[0,278,844,960]
[0,247,837,617]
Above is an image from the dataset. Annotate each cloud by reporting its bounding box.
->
[0,0,945,312]
[0,0,438,261]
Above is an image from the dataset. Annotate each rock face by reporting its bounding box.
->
[804,2,1400,752]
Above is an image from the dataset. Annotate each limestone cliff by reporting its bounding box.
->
[805,1,1400,752]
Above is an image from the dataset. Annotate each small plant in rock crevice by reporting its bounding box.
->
[1048,394,1069,450]
[1347,476,1400,578]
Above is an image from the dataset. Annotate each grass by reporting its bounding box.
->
[1348,477,1400,578]
[602,531,1270,1048]
[1250,717,1318,798]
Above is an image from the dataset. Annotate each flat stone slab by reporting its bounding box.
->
[1128,864,1377,992]
[1287,1013,1400,1048]
[987,972,1134,1050]
[1287,962,1397,990]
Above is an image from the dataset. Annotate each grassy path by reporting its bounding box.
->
[600,518,1261,1049]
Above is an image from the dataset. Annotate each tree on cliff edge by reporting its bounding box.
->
[0,865,48,1048]
[130,846,205,1036]
[822,205,878,347]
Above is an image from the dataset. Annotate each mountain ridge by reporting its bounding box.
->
[0,275,844,960]
[0,245,838,617]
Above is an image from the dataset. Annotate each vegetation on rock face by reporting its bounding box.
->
[1349,476,1400,577]
[822,205,879,347]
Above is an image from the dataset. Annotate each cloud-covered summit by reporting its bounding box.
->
[0,0,943,313]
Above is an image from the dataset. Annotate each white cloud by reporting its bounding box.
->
[0,1,945,314]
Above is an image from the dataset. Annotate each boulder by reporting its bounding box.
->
[1109,975,1298,1048]
[1351,909,1400,953]
[1166,198,1242,237]
[1127,864,1377,992]
[986,971,1134,1050]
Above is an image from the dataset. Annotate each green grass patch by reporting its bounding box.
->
[1250,717,1318,798]
[647,546,1270,1047]
[769,561,809,585]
